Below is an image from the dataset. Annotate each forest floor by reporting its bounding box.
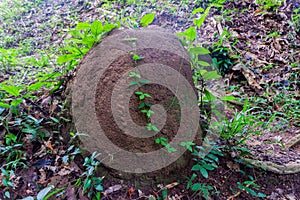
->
[0,0,299,199]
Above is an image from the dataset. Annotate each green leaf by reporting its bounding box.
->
[4,191,10,198]
[11,99,22,107]
[220,96,237,101]
[139,103,145,109]
[84,179,92,191]
[202,163,215,170]
[185,26,197,41]
[95,184,103,191]
[37,185,54,200]
[28,82,46,91]
[50,117,59,123]
[91,20,103,36]
[189,47,210,55]
[257,192,266,198]
[139,79,150,84]
[200,167,209,178]
[144,93,151,98]
[192,164,202,171]
[244,187,257,196]
[1,85,20,97]
[191,183,202,191]
[0,102,10,109]
[76,22,91,30]
[198,61,210,66]
[140,13,155,27]
[57,54,76,64]
[152,125,159,132]
[103,23,116,32]
[193,6,211,28]
[192,7,204,15]
[129,81,138,86]
[202,71,221,80]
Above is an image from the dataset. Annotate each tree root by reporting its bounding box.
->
[243,158,300,174]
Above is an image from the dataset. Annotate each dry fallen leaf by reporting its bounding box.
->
[103,184,122,195]
[164,182,179,190]
[232,63,263,91]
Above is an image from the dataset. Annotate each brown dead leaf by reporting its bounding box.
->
[49,99,59,115]
[103,184,122,196]
[58,167,72,176]
[232,63,263,91]
[164,182,179,190]
[41,96,52,107]
[226,161,240,172]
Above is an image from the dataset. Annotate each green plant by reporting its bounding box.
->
[62,144,82,164]
[291,8,300,33]
[140,13,155,27]
[20,185,64,200]
[75,152,104,200]
[220,100,272,144]
[0,167,15,199]
[57,20,118,71]
[233,175,266,198]
[191,140,223,178]
[155,137,177,153]
[185,174,214,200]
[256,0,283,10]
[192,183,214,199]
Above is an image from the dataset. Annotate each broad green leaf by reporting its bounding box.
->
[192,7,204,15]
[185,26,197,41]
[202,163,215,170]
[129,81,138,86]
[11,99,22,107]
[57,54,76,64]
[91,20,103,36]
[82,35,96,47]
[95,184,103,191]
[152,125,159,132]
[202,71,221,80]
[193,6,211,28]
[198,60,210,66]
[103,23,116,32]
[189,47,210,55]
[139,79,150,84]
[192,164,202,171]
[155,138,161,144]
[140,13,155,27]
[76,22,91,30]
[84,179,92,191]
[192,183,201,191]
[28,82,46,91]
[2,85,20,97]
[200,166,208,178]
[4,191,10,199]
[0,102,10,109]
[220,96,237,101]
[257,192,266,198]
